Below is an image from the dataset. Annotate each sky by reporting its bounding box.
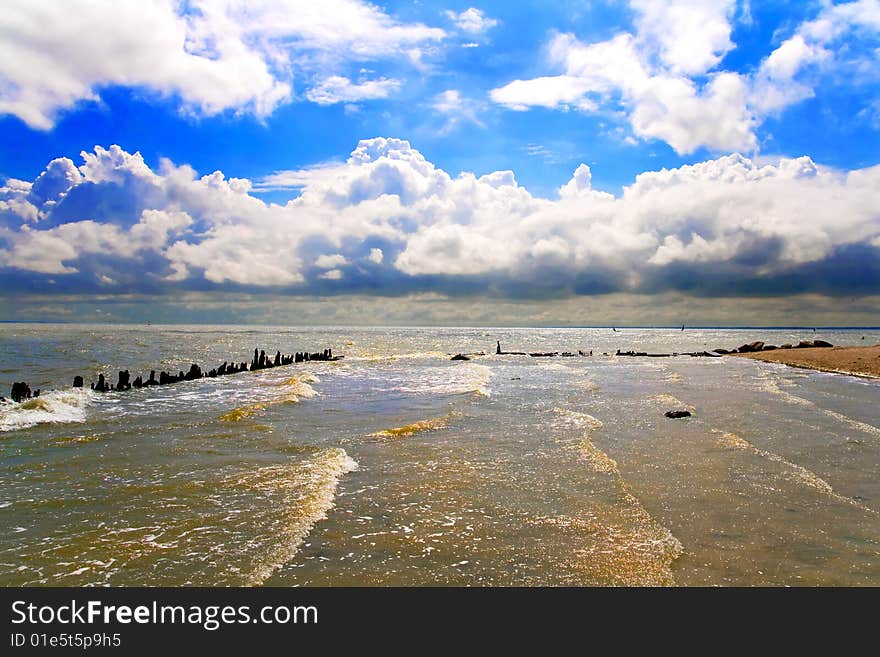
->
[1,0,879,325]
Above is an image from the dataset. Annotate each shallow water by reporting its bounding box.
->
[1,324,878,586]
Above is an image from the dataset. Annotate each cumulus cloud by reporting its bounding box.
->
[1,139,879,299]
[490,0,880,154]
[314,253,349,268]
[305,76,402,105]
[0,0,445,129]
[446,8,498,34]
[750,0,880,115]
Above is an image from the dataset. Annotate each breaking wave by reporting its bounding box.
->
[369,411,460,439]
[219,372,319,423]
[0,388,94,432]
[236,447,358,586]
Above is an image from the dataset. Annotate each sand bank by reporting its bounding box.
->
[733,344,880,378]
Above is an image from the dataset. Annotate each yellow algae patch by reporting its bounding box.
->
[220,403,267,423]
[19,398,51,411]
[369,412,459,439]
[220,373,321,422]
[51,434,102,447]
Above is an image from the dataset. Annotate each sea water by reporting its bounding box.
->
[1,324,878,586]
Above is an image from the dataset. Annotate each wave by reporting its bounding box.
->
[236,447,358,586]
[650,393,695,413]
[219,372,320,422]
[578,378,599,392]
[759,376,880,437]
[349,350,451,363]
[369,411,460,439]
[390,363,492,398]
[219,403,267,423]
[715,431,875,514]
[0,388,94,432]
[549,406,683,584]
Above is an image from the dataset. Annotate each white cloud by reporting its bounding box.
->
[490,0,880,154]
[431,89,485,132]
[1,140,878,298]
[0,0,445,129]
[446,8,498,34]
[750,0,880,115]
[305,76,401,105]
[314,253,349,268]
[631,0,736,76]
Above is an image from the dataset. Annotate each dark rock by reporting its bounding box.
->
[737,341,765,353]
[116,370,131,391]
[11,382,32,402]
[451,353,471,361]
[780,343,792,349]
[762,345,778,351]
[93,374,110,393]
[185,363,202,381]
[813,340,833,348]
[133,376,143,388]
[145,370,159,386]
[665,410,692,419]
[796,340,815,348]
[713,348,730,354]
[73,375,84,388]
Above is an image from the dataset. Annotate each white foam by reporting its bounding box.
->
[243,447,358,586]
[0,388,93,432]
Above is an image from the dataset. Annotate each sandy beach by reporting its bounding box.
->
[733,344,880,378]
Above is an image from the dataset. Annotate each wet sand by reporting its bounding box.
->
[733,344,880,378]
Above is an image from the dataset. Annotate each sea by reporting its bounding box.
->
[1,324,878,586]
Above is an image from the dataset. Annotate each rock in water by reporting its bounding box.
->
[116,370,131,391]
[813,340,833,348]
[73,376,84,388]
[665,410,691,419]
[11,382,32,402]
[451,354,471,361]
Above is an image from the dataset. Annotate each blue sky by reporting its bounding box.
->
[1,0,879,324]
